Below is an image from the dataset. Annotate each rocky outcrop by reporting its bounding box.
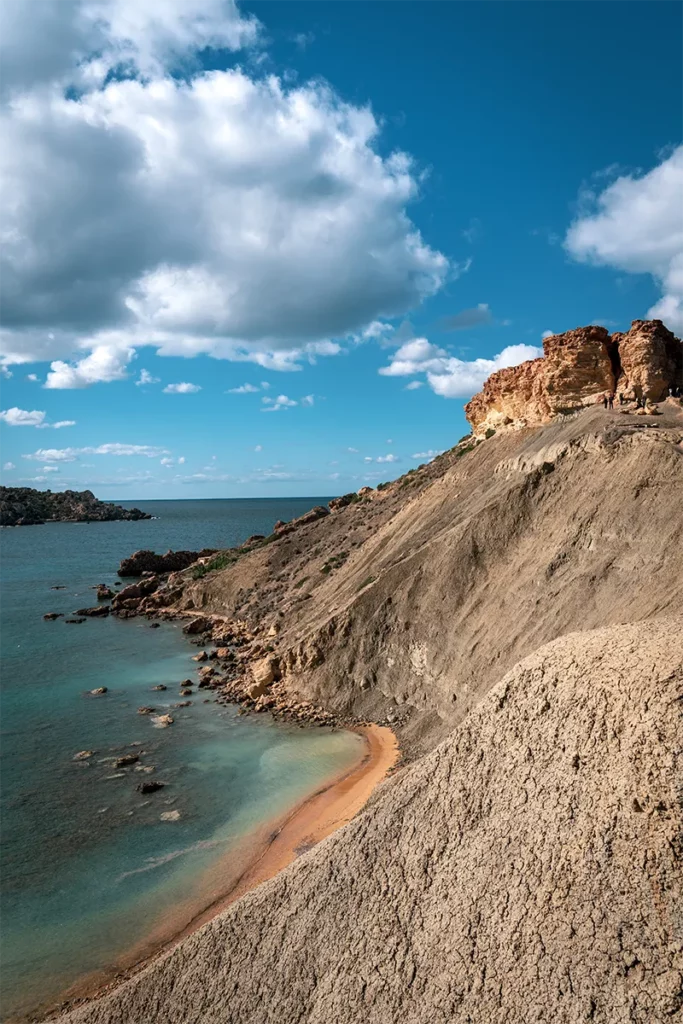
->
[273,505,329,536]
[117,549,215,577]
[466,320,682,435]
[613,319,683,401]
[466,325,615,433]
[0,487,151,527]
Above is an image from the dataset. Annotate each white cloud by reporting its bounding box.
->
[365,453,399,464]
[228,383,260,393]
[0,407,46,426]
[3,461,16,470]
[260,381,270,390]
[0,0,261,97]
[411,449,442,460]
[380,339,542,399]
[23,442,169,462]
[347,447,359,453]
[42,465,59,472]
[160,457,174,467]
[565,147,683,331]
[542,330,554,339]
[136,368,160,386]
[26,373,39,382]
[1,367,12,379]
[404,380,423,390]
[0,14,447,383]
[0,408,75,430]
[178,456,185,464]
[300,394,315,406]
[163,382,201,393]
[45,345,134,388]
[254,444,263,452]
[262,394,297,412]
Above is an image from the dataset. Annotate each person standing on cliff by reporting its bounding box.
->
[608,393,614,410]
[603,393,608,409]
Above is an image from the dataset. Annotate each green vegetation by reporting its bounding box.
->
[321,551,349,575]
[485,428,497,439]
[357,574,376,591]
[190,531,280,579]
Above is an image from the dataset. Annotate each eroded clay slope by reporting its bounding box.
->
[168,406,683,754]
[56,618,683,1024]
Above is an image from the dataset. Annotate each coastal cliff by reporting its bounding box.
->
[53,320,683,1024]
[465,319,682,436]
[0,488,151,527]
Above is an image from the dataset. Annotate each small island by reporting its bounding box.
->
[0,487,152,527]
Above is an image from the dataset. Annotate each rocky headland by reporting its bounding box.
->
[0,487,152,527]
[52,320,683,1024]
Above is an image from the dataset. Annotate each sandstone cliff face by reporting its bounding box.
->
[465,320,681,435]
[615,319,683,402]
[57,619,683,1024]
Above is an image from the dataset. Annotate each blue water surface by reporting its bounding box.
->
[0,499,362,1018]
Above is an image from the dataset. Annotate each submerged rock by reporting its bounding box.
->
[114,754,140,768]
[75,605,110,617]
[72,750,95,761]
[43,612,63,620]
[89,687,108,696]
[137,780,165,794]
[151,714,174,728]
[159,809,181,821]
[137,706,156,715]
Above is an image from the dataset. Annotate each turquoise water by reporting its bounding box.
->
[0,499,362,1019]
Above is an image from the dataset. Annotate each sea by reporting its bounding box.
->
[0,498,364,1020]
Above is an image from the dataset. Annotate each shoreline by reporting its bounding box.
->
[33,723,398,1023]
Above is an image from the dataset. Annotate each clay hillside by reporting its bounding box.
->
[56,320,683,1024]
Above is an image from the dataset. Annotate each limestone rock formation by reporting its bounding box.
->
[56,619,683,1024]
[615,319,683,401]
[117,549,216,577]
[465,320,682,435]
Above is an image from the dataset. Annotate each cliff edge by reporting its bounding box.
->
[465,319,682,436]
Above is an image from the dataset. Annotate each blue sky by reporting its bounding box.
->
[1,0,681,498]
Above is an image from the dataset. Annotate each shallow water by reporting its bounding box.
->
[0,499,362,1018]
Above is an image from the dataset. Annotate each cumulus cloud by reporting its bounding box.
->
[542,330,554,339]
[0,407,46,426]
[3,461,16,470]
[262,394,297,412]
[411,449,442,460]
[565,147,683,331]
[26,373,39,382]
[0,0,261,97]
[347,446,359,453]
[136,368,160,386]
[23,442,169,462]
[300,394,315,406]
[0,407,76,428]
[0,7,448,383]
[163,382,201,393]
[228,383,260,393]
[42,465,59,472]
[404,380,423,390]
[254,444,263,452]
[380,338,542,399]
[44,345,134,388]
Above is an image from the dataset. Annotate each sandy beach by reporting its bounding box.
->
[39,723,398,1022]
